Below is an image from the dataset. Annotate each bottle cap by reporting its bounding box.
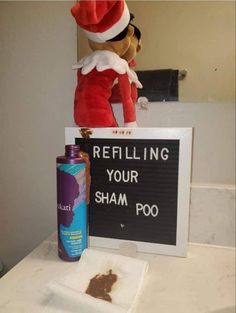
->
[65,145,80,157]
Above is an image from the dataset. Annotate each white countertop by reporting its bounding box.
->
[0,233,235,313]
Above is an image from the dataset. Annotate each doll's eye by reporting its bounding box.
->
[130,23,141,41]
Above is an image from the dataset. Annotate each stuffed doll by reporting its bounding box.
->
[71,0,142,128]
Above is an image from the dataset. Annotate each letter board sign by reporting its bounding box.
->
[65,127,192,256]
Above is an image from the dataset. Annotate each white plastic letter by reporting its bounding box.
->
[106,169,114,182]
[93,146,100,158]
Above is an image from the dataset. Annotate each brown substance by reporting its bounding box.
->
[85,270,118,302]
[79,151,91,204]
[79,128,93,139]
[79,128,92,205]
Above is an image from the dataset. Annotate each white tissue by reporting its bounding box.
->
[43,248,148,313]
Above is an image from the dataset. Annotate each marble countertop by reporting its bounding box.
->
[0,233,235,313]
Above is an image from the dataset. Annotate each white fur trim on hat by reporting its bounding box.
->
[84,3,130,43]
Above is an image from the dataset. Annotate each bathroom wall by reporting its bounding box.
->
[0,1,77,271]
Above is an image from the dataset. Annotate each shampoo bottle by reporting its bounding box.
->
[56,145,87,261]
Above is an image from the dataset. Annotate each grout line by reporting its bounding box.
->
[191,183,236,190]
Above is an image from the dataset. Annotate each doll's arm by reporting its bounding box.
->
[118,73,137,127]
[110,82,138,104]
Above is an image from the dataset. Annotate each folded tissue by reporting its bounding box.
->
[44,248,148,313]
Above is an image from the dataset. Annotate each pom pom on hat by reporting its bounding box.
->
[71,0,130,43]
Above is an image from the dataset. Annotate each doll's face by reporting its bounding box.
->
[88,25,134,57]
[122,33,141,63]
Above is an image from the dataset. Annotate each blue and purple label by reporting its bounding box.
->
[57,163,87,259]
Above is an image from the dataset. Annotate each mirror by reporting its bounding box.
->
[78,1,235,103]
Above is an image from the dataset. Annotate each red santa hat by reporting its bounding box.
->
[71,0,130,43]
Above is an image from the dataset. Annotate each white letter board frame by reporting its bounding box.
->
[65,127,193,257]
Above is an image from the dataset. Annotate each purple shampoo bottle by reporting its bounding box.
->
[56,145,87,261]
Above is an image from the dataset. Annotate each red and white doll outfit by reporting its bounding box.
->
[71,0,141,127]
[73,51,142,127]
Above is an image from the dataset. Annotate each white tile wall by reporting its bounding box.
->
[189,184,235,247]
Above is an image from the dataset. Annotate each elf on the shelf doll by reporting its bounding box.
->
[71,0,142,128]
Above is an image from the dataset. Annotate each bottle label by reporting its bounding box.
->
[57,163,87,259]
